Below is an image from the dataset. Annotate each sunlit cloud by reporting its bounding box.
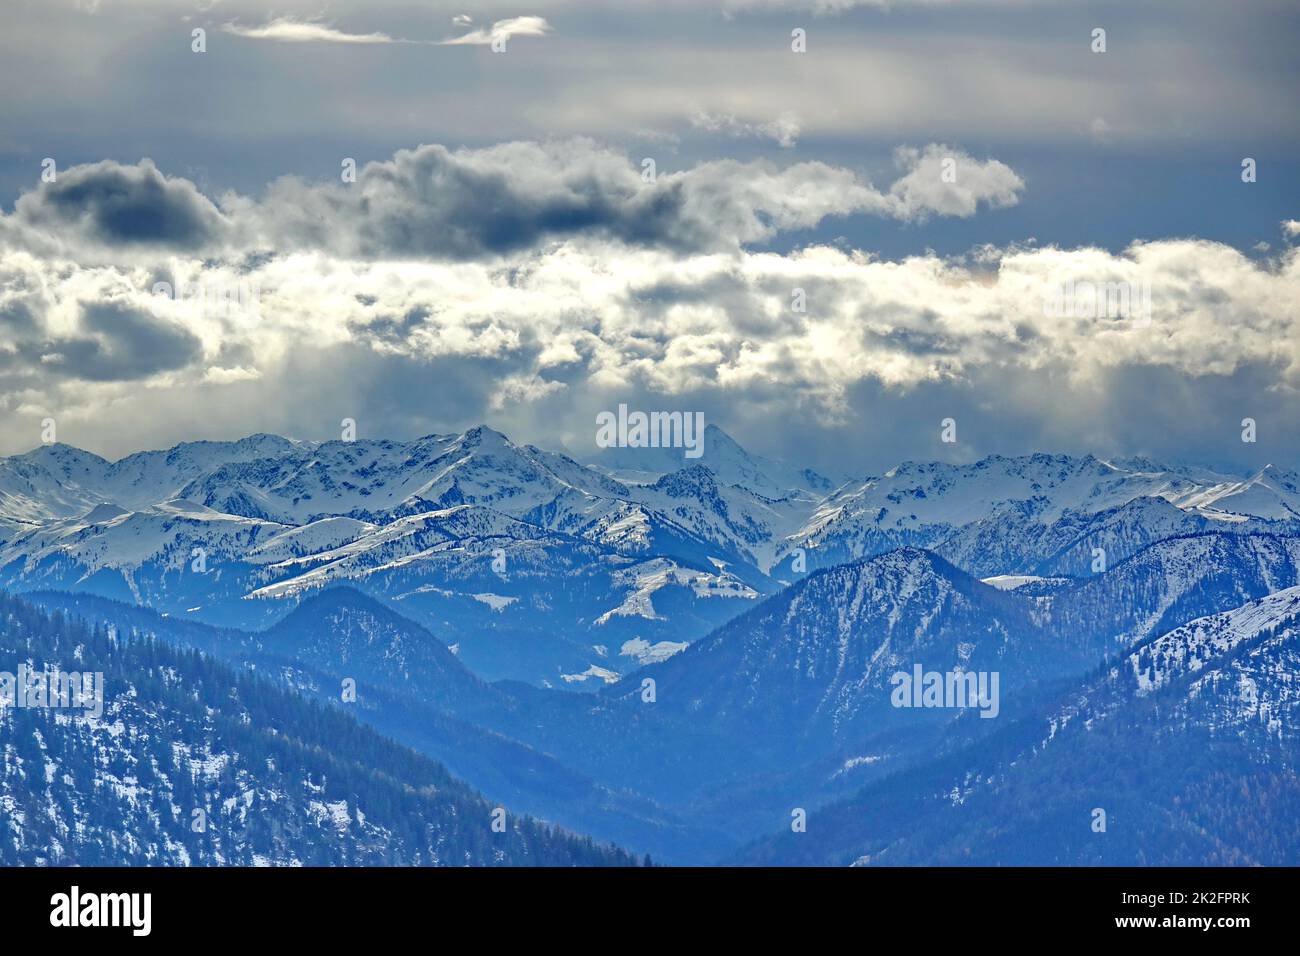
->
[222,18,409,45]
[438,16,552,46]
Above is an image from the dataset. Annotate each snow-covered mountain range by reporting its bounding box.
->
[2,425,1299,687]
[10,425,1300,863]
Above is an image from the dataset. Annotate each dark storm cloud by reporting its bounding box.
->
[2,143,1020,265]
[238,140,1019,260]
[231,142,672,259]
[33,301,203,382]
[13,159,227,251]
[247,142,731,258]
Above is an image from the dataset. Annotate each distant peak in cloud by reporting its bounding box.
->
[439,16,552,46]
[222,18,409,45]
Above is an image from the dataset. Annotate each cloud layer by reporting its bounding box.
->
[8,141,1024,261]
[0,143,1295,472]
[222,18,406,44]
[439,16,553,46]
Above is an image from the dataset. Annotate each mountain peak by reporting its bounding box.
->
[265,585,488,703]
[278,584,389,619]
[848,545,967,584]
[81,502,130,524]
[455,424,515,451]
[16,442,111,468]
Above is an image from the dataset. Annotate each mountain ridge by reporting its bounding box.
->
[4,427,1300,688]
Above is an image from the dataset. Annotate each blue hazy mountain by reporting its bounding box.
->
[23,587,729,864]
[736,585,1300,866]
[0,592,634,866]
[30,524,1300,863]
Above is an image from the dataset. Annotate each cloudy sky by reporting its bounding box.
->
[1,0,1297,474]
